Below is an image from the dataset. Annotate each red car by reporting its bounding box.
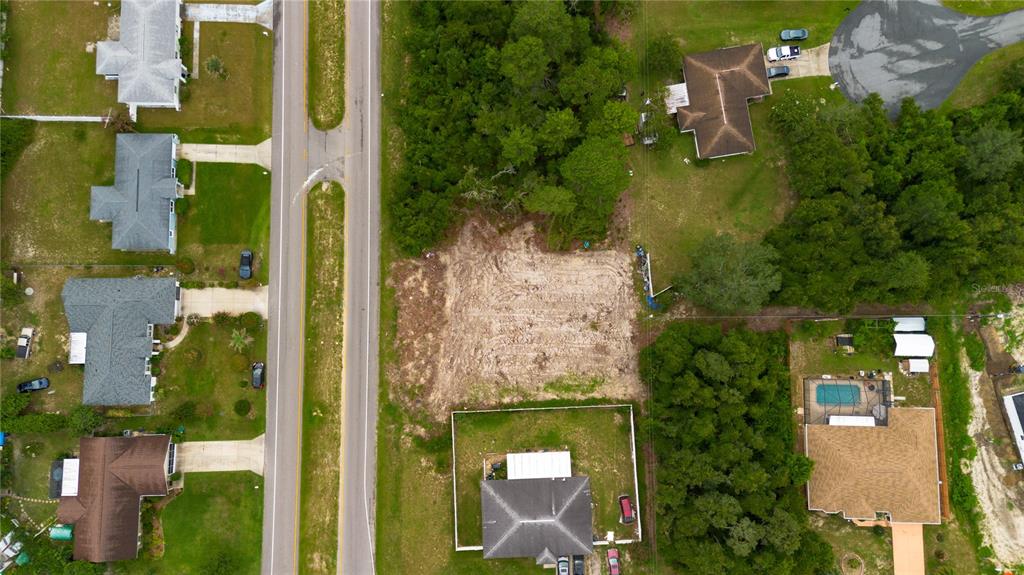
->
[618,495,635,524]
[607,549,621,575]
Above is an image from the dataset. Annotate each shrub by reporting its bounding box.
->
[962,332,987,371]
[213,312,233,326]
[1,272,24,307]
[239,312,263,331]
[233,399,251,416]
[169,471,182,482]
[175,195,191,215]
[1,393,30,419]
[171,400,198,422]
[69,405,106,435]
[0,346,14,360]
[4,413,68,433]
[176,257,196,275]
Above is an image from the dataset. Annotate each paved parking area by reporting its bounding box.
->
[178,139,272,171]
[180,286,269,318]
[829,0,1024,113]
[177,435,265,475]
[766,43,831,81]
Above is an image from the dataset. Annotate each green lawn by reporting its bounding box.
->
[177,163,272,284]
[453,406,638,546]
[924,520,980,575]
[810,514,894,575]
[0,1,118,115]
[943,41,1024,110]
[629,77,844,281]
[308,0,345,130]
[136,22,273,144]
[117,472,264,575]
[112,319,267,441]
[298,181,345,575]
[942,0,1024,15]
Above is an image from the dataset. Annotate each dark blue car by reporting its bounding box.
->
[239,249,253,280]
[17,377,49,393]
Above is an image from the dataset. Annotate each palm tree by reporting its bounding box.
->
[229,328,253,353]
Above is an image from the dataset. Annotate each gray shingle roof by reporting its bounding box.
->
[62,278,179,406]
[91,133,180,252]
[481,477,593,564]
[96,0,182,108]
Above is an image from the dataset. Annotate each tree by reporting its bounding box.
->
[523,185,576,216]
[559,46,633,115]
[560,136,630,238]
[537,108,580,155]
[1,392,30,419]
[959,124,1023,182]
[4,413,68,433]
[69,405,106,436]
[500,36,550,90]
[509,0,573,61]
[229,328,254,353]
[676,234,780,314]
[499,125,538,167]
[587,100,637,138]
[645,32,682,81]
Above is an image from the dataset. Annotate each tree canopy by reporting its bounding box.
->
[642,323,834,575]
[676,234,781,314]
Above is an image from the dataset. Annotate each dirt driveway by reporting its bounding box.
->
[390,220,642,420]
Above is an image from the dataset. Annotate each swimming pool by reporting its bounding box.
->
[816,384,861,406]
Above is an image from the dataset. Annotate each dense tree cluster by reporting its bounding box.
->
[642,323,834,574]
[766,88,1024,311]
[391,1,634,254]
[675,233,781,314]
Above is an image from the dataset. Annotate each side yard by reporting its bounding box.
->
[298,181,345,575]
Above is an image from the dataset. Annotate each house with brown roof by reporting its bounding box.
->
[56,435,175,563]
[665,44,771,159]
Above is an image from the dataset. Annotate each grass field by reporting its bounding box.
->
[137,22,273,144]
[453,406,638,546]
[0,1,118,115]
[629,77,844,281]
[118,472,264,575]
[308,0,345,130]
[943,42,1024,110]
[298,181,345,575]
[942,0,1024,15]
[112,319,267,441]
[177,163,272,284]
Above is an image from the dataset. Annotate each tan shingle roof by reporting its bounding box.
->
[805,408,941,524]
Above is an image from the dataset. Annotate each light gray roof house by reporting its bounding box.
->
[91,133,182,254]
[62,278,180,406]
[481,477,593,565]
[96,0,185,118]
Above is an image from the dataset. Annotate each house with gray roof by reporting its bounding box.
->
[481,477,593,565]
[96,0,186,119]
[62,278,180,406]
[91,133,183,254]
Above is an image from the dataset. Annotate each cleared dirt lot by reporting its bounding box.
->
[390,220,641,420]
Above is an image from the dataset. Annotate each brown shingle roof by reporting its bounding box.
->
[805,408,941,524]
[676,44,770,159]
[57,436,170,562]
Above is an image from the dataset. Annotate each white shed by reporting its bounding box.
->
[893,317,926,333]
[506,451,572,480]
[907,359,930,374]
[894,334,935,358]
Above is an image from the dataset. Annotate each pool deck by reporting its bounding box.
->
[804,376,892,426]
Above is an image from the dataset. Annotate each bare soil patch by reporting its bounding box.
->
[390,220,641,420]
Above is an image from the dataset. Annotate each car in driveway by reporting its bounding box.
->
[17,377,49,393]
[767,66,790,79]
[557,556,570,575]
[766,45,801,61]
[251,361,265,389]
[573,555,585,574]
[780,28,809,41]
[239,249,253,280]
[607,549,621,575]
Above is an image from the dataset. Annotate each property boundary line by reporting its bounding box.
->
[451,403,642,552]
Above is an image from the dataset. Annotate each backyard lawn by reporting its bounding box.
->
[0,1,118,115]
[111,318,267,441]
[176,163,272,285]
[452,406,638,547]
[117,472,264,575]
[137,22,273,144]
[810,514,895,575]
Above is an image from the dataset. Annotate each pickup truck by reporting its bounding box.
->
[15,327,33,359]
[766,45,801,62]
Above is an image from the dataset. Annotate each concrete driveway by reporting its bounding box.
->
[829,0,1024,113]
[178,139,272,171]
[177,435,265,475]
[767,43,831,81]
[180,286,269,318]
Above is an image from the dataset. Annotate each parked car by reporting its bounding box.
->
[239,249,253,280]
[251,361,265,389]
[15,327,34,359]
[557,556,570,575]
[766,45,801,61]
[780,28,809,41]
[607,549,621,575]
[619,494,635,524]
[17,377,49,393]
[767,66,790,79]
[573,555,585,574]
[1011,364,1024,374]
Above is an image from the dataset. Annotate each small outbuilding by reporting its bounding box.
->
[506,451,571,481]
[894,317,927,333]
[893,334,935,358]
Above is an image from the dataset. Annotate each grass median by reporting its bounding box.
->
[308,0,345,130]
[298,181,346,575]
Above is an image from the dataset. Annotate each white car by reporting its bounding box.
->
[767,45,801,62]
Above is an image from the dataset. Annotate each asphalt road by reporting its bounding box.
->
[829,0,1024,113]
[261,0,308,573]
[337,0,382,573]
